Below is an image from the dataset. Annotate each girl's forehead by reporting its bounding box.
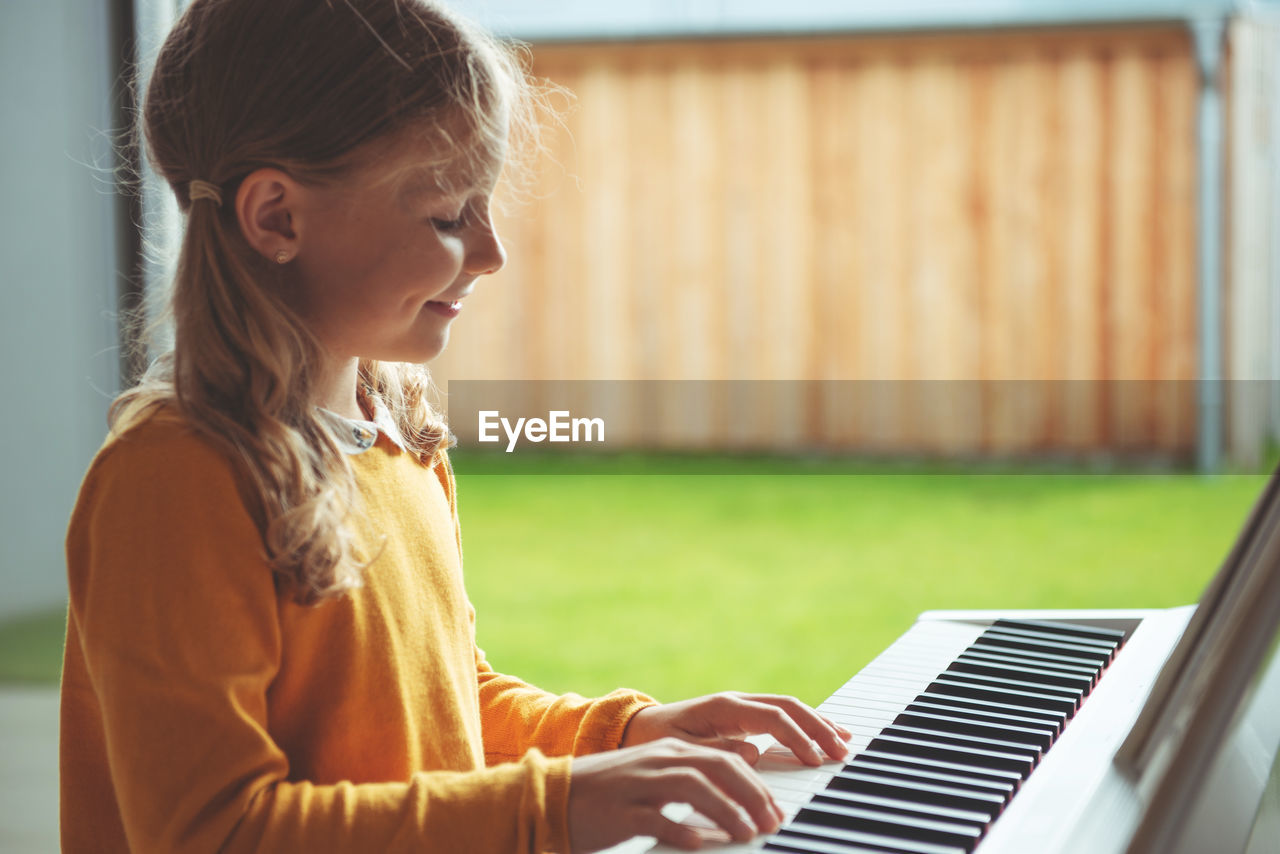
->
[384,145,506,203]
[322,97,510,205]
[361,115,507,195]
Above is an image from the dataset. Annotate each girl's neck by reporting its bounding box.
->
[312,357,364,420]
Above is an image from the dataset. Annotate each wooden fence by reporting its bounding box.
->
[430,25,1201,456]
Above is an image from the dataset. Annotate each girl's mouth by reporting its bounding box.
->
[426,300,462,318]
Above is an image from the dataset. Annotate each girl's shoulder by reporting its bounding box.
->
[80,402,251,512]
[95,401,224,465]
[67,404,278,616]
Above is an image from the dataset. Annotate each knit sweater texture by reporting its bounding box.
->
[60,408,655,852]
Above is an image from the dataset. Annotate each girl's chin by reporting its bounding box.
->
[362,333,450,366]
[414,330,451,364]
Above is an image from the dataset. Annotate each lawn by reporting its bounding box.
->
[1,454,1267,710]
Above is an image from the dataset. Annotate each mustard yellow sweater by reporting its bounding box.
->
[60,409,654,852]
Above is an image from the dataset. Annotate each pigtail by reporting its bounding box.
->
[180,200,373,602]
[113,184,367,602]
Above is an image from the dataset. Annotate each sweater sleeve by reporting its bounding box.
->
[431,451,658,764]
[64,423,570,854]
[474,652,658,763]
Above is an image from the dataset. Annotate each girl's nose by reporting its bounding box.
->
[467,223,506,276]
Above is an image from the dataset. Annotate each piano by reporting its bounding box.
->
[604,469,1280,854]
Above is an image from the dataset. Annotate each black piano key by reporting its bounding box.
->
[950,656,1095,693]
[968,641,1108,675]
[842,759,1017,804]
[906,700,1060,744]
[764,841,861,854]
[827,769,1006,818]
[977,631,1112,665]
[879,726,1040,765]
[895,709,1054,751]
[764,841,891,854]
[868,733,1036,775]
[857,749,1024,787]
[765,835,921,854]
[771,820,969,854]
[813,790,991,827]
[792,801,984,852]
[978,629,1113,664]
[984,623,1120,652]
[962,644,1102,673]
[959,647,1102,685]
[914,691,1067,734]
[940,669,1086,704]
[931,676,1079,716]
[993,618,1127,644]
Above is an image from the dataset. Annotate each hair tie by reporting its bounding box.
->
[188,179,223,207]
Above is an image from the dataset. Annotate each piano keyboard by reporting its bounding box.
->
[610,608,1194,854]
[761,618,1128,854]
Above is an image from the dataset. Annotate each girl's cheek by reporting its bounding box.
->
[433,237,466,269]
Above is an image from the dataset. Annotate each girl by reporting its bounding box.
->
[59,1,850,851]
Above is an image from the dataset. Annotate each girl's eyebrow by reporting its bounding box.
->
[393,168,449,205]
[394,166,488,209]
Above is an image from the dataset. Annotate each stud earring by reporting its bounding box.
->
[275,250,291,264]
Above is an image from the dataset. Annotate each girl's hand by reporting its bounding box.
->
[620,692,852,767]
[568,737,784,852]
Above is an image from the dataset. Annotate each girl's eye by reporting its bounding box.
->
[430,215,466,232]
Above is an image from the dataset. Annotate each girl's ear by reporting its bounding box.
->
[235,168,302,264]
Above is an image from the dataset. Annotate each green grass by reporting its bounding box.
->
[0,608,66,685]
[454,455,1266,706]
[1,455,1267,710]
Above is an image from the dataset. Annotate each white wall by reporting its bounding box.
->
[449,0,1238,40]
[1229,9,1280,468]
[0,1,121,619]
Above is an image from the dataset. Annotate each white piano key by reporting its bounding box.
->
[820,698,919,719]
[821,694,914,712]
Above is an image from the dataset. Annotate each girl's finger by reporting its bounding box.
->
[695,736,761,765]
[674,747,783,834]
[740,695,850,761]
[720,701,825,765]
[823,715,854,740]
[654,768,758,844]
[637,812,703,852]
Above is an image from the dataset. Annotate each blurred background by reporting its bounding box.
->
[3,0,1280,849]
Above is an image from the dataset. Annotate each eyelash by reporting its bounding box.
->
[431,215,466,232]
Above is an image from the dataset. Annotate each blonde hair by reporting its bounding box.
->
[116,0,537,604]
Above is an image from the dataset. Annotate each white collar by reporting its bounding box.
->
[315,397,407,455]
